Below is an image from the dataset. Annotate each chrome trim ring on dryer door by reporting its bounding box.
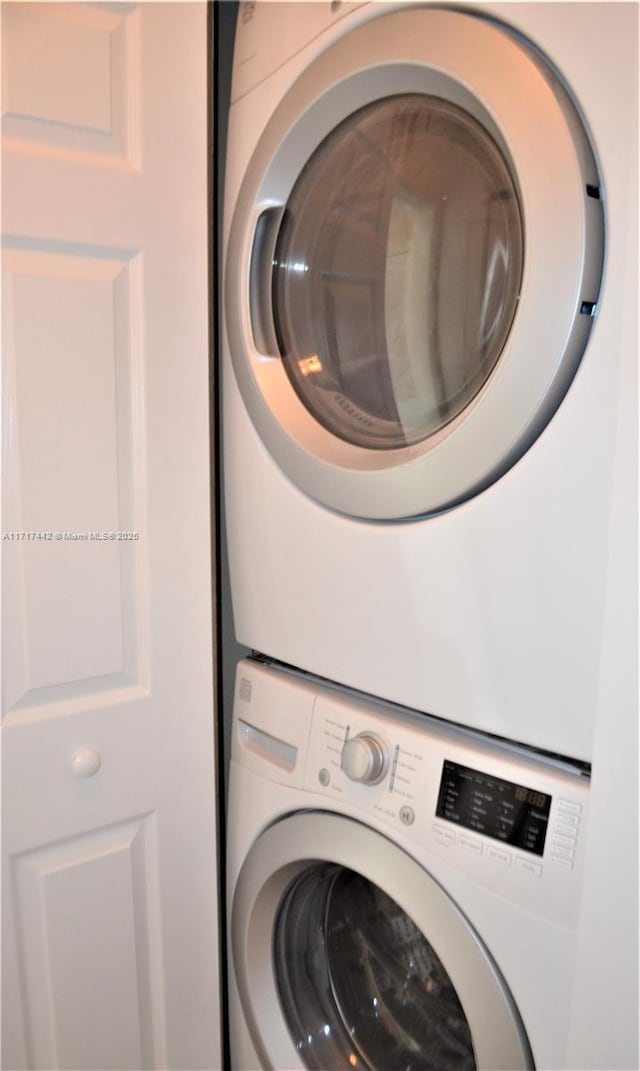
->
[231,813,533,1070]
[225,6,604,519]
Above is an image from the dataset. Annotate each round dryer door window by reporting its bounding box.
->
[225,6,604,518]
[272,94,524,453]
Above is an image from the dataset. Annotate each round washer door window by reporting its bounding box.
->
[225,7,604,518]
[273,94,524,452]
[231,813,533,1070]
[275,863,476,1070]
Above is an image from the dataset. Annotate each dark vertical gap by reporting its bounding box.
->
[207,4,225,1065]
[211,2,239,1067]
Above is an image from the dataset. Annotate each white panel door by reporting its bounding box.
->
[1,4,221,1069]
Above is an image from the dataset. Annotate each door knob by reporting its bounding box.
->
[70,748,102,778]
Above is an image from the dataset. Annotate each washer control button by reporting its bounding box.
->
[555,822,579,838]
[551,833,577,849]
[555,812,579,828]
[515,857,543,878]
[558,799,582,815]
[458,833,483,855]
[433,824,456,846]
[551,855,574,869]
[341,732,388,785]
[399,805,415,826]
[487,845,512,866]
[550,844,575,861]
[318,768,330,787]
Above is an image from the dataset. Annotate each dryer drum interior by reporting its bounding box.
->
[225,6,605,519]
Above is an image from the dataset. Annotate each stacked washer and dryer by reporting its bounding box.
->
[221,3,637,1069]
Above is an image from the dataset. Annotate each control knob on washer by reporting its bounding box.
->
[341,732,388,785]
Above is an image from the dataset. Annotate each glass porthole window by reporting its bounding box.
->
[272,95,524,450]
[274,864,476,1070]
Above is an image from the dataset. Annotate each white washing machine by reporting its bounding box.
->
[222,1,638,761]
[227,657,591,1071]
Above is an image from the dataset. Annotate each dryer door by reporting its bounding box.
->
[225,6,604,519]
[231,813,532,1071]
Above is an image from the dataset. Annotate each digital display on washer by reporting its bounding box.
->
[436,761,551,856]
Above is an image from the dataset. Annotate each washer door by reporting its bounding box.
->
[225,7,604,519]
[231,813,533,1070]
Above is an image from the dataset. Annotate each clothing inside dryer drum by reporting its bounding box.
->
[274,864,476,1070]
[272,94,523,450]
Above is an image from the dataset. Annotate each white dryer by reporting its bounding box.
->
[227,657,590,1071]
[222,2,637,760]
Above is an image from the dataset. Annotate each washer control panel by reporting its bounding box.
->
[305,690,589,927]
[435,759,551,857]
[232,659,589,929]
